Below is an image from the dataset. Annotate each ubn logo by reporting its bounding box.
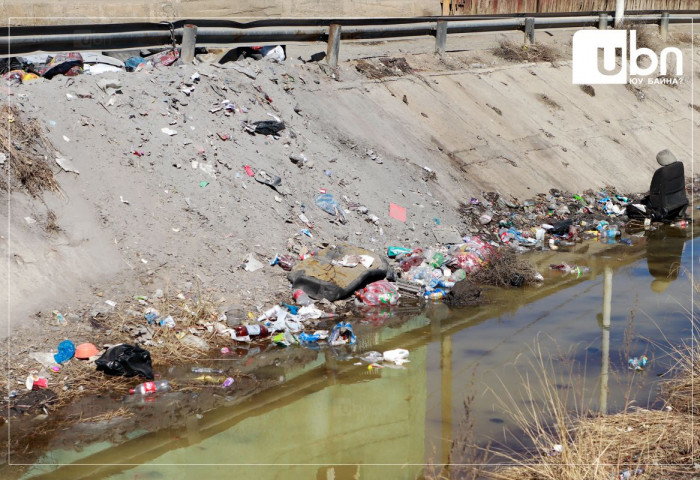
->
[572,30,683,84]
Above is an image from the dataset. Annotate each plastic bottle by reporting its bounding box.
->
[234,324,271,337]
[129,380,171,395]
[293,289,314,306]
[191,367,223,374]
[429,252,446,268]
[449,269,466,282]
[400,254,424,272]
[424,288,447,301]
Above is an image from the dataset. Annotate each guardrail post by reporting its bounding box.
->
[180,24,197,63]
[598,13,608,30]
[435,20,447,56]
[524,17,535,44]
[614,0,625,28]
[327,24,342,70]
[660,12,670,41]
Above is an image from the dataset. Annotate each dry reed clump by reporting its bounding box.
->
[579,85,595,97]
[673,32,699,46]
[494,409,698,480]
[44,286,229,408]
[470,248,539,287]
[0,104,58,196]
[485,280,700,480]
[492,41,560,64]
[115,286,226,366]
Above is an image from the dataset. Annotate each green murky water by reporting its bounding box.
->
[12,225,698,480]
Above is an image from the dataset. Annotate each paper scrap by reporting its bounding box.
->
[389,203,406,222]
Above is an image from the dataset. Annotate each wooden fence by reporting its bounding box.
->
[446,0,699,15]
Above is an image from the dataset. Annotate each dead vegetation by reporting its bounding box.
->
[470,248,539,288]
[0,105,58,196]
[689,103,700,114]
[579,85,595,97]
[537,94,562,110]
[625,83,646,102]
[618,24,663,53]
[673,32,699,46]
[44,209,60,233]
[355,57,413,79]
[492,41,560,64]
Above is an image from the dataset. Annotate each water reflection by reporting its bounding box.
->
[646,226,686,293]
[14,233,698,480]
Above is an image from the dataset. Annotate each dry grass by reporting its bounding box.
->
[492,41,560,64]
[625,83,646,102]
[673,32,699,46]
[114,284,225,366]
[470,248,539,287]
[76,407,133,424]
[579,85,595,97]
[0,105,58,196]
[537,94,561,110]
[44,209,60,233]
[482,279,700,480]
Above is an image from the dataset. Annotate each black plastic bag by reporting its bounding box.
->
[95,344,154,379]
[550,219,572,236]
[251,120,285,135]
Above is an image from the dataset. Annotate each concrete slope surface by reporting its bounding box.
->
[1,28,697,339]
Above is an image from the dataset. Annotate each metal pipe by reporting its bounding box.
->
[180,24,197,63]
[615,0,626,27]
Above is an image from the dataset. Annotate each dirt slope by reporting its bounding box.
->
[1,29,698,339]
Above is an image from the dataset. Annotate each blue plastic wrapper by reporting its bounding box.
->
[315,194,347,223]
[329,321,356,345]
[125,56,146,72]
[299,332,321,343]
[54,340,75,364]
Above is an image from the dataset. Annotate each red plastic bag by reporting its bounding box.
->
[151,49,179,67]
[355,280,400,306]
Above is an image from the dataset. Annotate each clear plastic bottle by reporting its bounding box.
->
[191,367,223,374]
[129,380,170,395]
[293,289,313,306]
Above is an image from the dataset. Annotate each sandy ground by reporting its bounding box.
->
[0,27,698,352]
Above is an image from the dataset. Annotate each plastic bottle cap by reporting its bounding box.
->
[129,389,135,394]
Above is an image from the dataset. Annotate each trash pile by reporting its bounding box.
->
[386,237,495,300]
[2,46,286,84]
[459,189,643,250]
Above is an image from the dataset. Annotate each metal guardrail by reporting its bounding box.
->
[1,12,699,65]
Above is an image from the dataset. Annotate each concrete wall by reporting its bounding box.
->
[1,0,441,26]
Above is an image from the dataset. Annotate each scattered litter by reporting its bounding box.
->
[95,344,154,379]
[329,321,356,346]
[246,120,285,135]
[53,340,75,364]
[315,193,347,223]
[383,349,410,365]
[389,203,407,222]
[244,253,264,272]
[120,196,130,205]
[628,356,648,371]
[55,157,79,174]
[162,128,178,136]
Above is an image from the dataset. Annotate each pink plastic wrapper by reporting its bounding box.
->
[355,280,400,306]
